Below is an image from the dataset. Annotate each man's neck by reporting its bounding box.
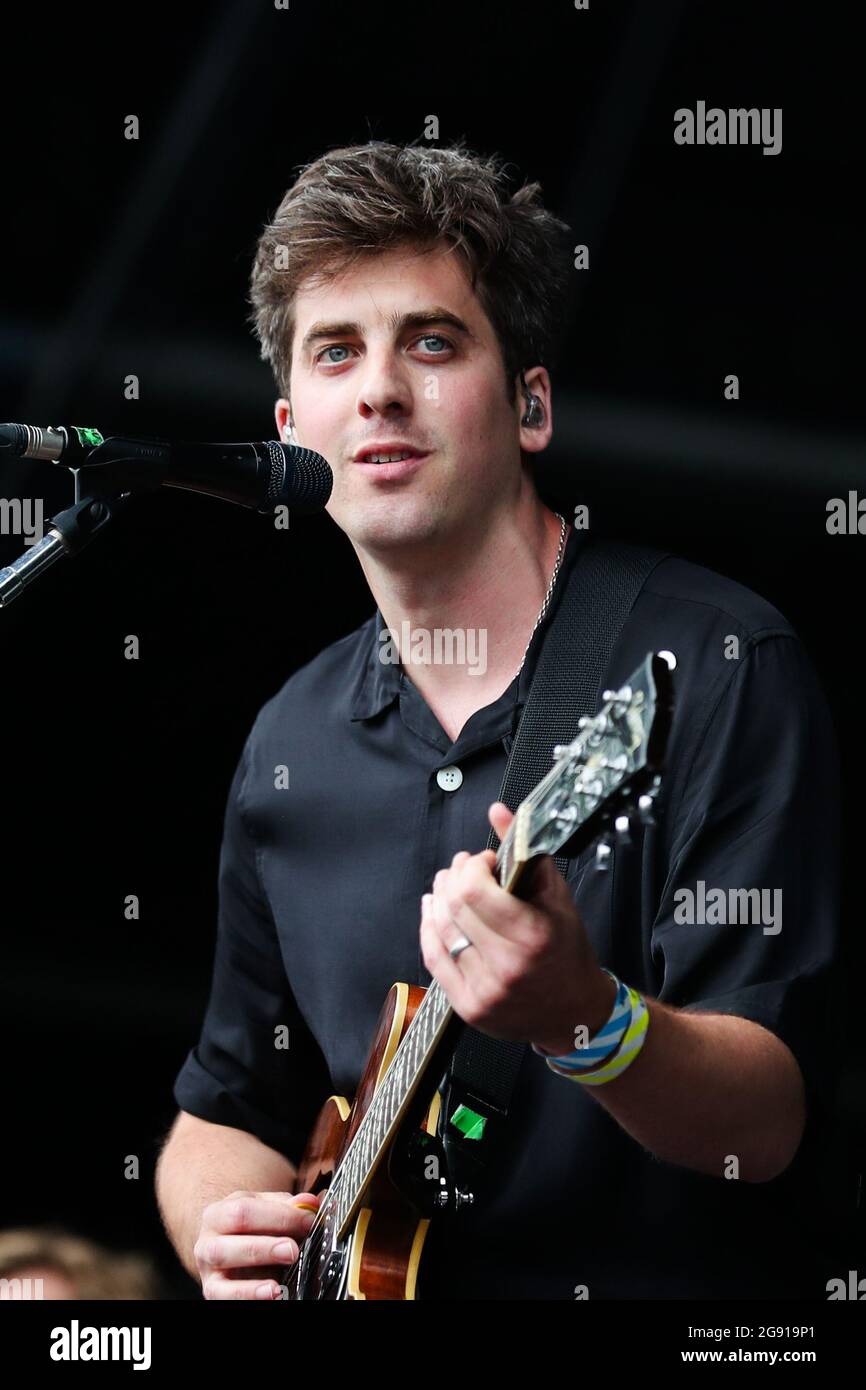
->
[353,501,566,742]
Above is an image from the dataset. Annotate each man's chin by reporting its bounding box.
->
[337,506,446,554]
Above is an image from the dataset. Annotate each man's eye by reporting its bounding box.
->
[317,344,353,364]
[415,334,452,353]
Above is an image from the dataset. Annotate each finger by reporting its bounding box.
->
[209,1193,319,1238]
[259,1190,322,1215]
[434,852,497,896]
[200,1230,311,1272]
[420,897,473,1009]
[428,891,485,980]
[202,1270,286,1301]
[488,801,514,839]
[435,858,527,949]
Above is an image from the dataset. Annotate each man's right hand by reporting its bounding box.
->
[194,1189,322,1300]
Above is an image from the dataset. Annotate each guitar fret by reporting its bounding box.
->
[410,1028,423,1076]
[395,1044,407,1103]
[376,1087,389,1138]
[384,1063,396,1114]
[373,1103,385,1149]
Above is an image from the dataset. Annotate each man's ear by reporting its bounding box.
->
[275,397,296,442]
[516,366,553,455]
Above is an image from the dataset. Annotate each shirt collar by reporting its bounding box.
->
[349,521,585,722]
[349,612,403,721]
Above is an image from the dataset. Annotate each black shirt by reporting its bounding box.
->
[173,527,841,1299]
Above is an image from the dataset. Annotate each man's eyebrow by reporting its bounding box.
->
[299,307,473,355]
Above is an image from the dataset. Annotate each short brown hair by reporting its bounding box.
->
[0,1227,161,1299]
[247,140,573,406]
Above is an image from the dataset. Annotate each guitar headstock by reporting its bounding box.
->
[499,651,675,891]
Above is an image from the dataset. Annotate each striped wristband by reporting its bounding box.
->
[565,987,649,1085]
[531,969,630,1071]
[533,973,650,1087]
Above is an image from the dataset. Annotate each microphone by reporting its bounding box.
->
[0,422,332,514]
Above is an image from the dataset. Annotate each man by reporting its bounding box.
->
[155,141,840,1300]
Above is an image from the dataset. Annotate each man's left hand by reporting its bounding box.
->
[419,801,616,1055]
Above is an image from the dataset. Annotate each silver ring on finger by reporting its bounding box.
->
[448,933,474,961]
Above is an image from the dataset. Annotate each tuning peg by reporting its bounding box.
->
[603,685,632,705]
[594,836,614,872]
[614,813,632,847]
[552,744,570,760]
[637,793,657,827]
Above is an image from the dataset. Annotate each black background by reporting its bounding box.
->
[1,0,863,1297]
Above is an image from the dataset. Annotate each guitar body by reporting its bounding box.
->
[289,982,440,1300]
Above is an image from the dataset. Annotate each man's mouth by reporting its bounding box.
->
[353,444,430,464]
[351,447,431,479]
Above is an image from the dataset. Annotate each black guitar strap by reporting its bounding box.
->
[437,532,670,1200]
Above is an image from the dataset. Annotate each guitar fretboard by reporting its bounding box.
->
[330,974,452,1232]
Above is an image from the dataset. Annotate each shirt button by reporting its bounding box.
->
[436,765,463,792]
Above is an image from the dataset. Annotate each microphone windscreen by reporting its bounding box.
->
[277,444,333,514]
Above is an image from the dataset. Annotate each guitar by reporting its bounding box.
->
[280,650,674,1299]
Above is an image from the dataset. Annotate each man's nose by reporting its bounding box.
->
[355,350,413,417]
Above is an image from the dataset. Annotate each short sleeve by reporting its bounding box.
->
[651,635,841,1134]
[173,735,332,1166]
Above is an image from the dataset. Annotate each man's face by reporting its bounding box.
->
[279,243,546,553]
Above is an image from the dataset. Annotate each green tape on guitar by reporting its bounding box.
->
[449,1104,487,1140]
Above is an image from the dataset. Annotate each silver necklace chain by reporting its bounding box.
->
[517,511,568,674]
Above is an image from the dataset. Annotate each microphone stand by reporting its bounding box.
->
[1,432,328,608]
[0,447,147,609]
